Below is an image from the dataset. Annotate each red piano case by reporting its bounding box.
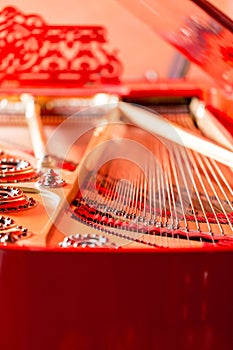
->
[0,1,233,349]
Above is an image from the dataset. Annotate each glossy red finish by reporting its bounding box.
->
[0,246,233,350]
[0,4,233,350]
[207,105,233,136]
[119,0,233,91]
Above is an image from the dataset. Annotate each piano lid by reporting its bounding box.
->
[117,0,233,92]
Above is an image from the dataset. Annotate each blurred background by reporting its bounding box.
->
[0,0,232,84]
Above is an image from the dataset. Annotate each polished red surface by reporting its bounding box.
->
[0,3,233,349]
[0,246,233,350]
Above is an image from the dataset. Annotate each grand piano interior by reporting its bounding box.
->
[0,1,233,349]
